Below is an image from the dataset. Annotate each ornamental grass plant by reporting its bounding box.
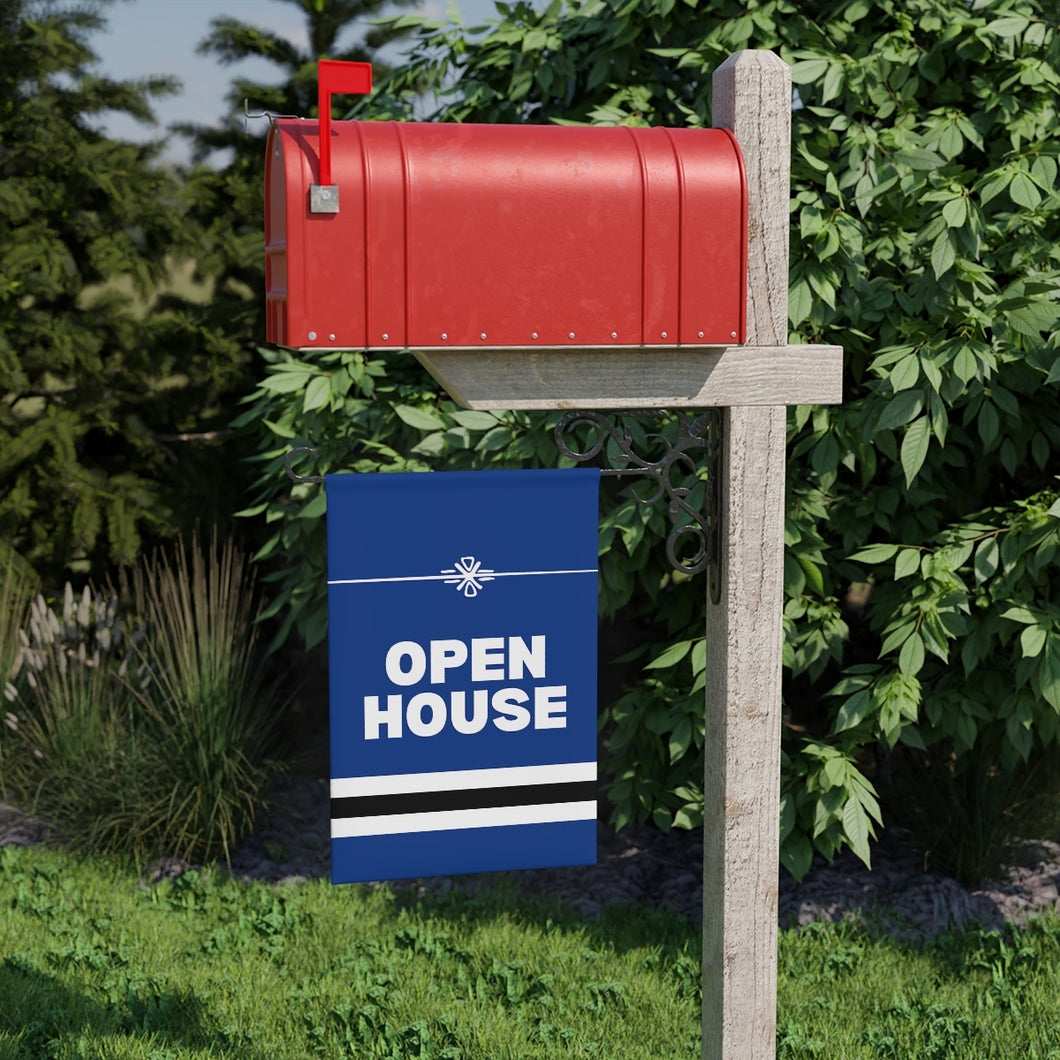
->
[0,583,161,854]
[129,533,283,863]
[0,536,282,865]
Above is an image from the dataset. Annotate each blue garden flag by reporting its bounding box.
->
[326,468,600,884]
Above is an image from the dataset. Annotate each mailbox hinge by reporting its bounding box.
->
[554,410,722,603]
[310,185,340,214]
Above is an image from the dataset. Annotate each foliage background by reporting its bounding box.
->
[240,0,1060,880]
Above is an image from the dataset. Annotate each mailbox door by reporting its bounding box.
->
[266,120,746,350]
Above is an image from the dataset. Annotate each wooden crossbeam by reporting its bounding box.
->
[413,343,841,410]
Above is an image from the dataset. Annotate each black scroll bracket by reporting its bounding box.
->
[554,410,723,604]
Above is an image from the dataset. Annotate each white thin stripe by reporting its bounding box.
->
[327,568,597,586]
[331,761,596,799]
[331,801,597,838]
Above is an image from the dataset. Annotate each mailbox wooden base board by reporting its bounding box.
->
[413,344,843,410]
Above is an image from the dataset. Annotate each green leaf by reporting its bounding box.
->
[941,196,967,228]
[449,409,500,430]
[262,371,314,394]
[986,16,1029,37]
[821,63,844,104]
[475,426,513,452]
[900,417,931,488]
[394,405,447,431]
[894,548,921,579]
[296,492,327,519]
[834,688,873,732]
[930,231,956,279]
[668,717,692,763]
[849,543,900,564]
[842,797,872,869]
[899,632,925,676]
[978,169,1011,205]
[789,278,813,325]
[822,755,847,789]
[973,537,1000,583]
[978,402,999,449]
[876,390,923,432]
[644,640,693,670]
[302,375,330,413]
[1040,646,1060,711]
[790,59,829,84]
[1021,625,1047,659]
[953,346,978,384]
[811,432,840,480]
[410,431,447,456]
[796,552,825,597]
[896,147,945,171]
[780,831,814,882]
[690,639,706,675]
[1009,171,1041,210]
[890,355,920,392]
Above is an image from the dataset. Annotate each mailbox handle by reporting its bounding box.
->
[317,60,372,187]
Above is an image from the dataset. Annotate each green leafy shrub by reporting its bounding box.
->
[240,0,1060,878]
[0,539,281,863]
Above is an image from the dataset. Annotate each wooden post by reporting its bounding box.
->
[702,51,791,1059]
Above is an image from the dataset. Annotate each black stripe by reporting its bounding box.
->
[331,780,596,820]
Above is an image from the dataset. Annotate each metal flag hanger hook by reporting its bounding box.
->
[285,447,325,484]
[243,98,298,133]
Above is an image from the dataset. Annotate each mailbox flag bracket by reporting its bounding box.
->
[311,59,372,212]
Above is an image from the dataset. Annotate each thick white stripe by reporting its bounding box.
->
[331,761,596,799]
[327,568,597,586]
[330,800,597,838]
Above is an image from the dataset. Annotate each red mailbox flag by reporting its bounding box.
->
[317,60,372,187]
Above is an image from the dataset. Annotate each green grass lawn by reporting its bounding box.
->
[2,844,1060,1059]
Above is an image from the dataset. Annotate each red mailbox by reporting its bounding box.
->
[265,65,747,351]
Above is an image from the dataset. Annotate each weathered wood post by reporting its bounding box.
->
[702,51,791,1059]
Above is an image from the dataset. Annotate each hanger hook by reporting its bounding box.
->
[285,447,325,484]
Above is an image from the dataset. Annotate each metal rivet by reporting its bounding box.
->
[568,332,575,340]
[382,333,389,341]
[731,331,737,339]
[480,333,487,340]
[661,331,668,339]
[611,332,618,339]
[441,333,448,340]
[308,331,317,340]
[329,333,336,341]
[698,331,705,339]
[531,332,538,340]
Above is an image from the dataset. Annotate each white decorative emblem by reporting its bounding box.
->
[441,556,495,597]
